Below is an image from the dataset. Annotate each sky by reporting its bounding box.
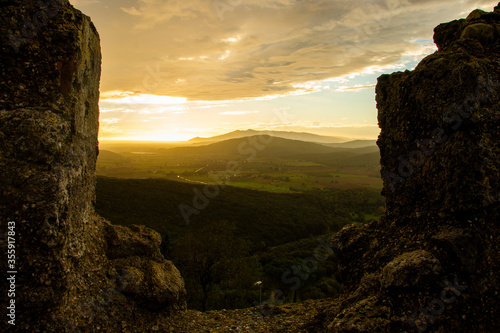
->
[71,0,497,141]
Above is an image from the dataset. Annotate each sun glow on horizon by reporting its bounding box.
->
[99,133,197,142]
[101,93,188,105]
[79,0,498,142]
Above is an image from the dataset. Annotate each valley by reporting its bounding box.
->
[95,131,384,311]
[97,132,382,193]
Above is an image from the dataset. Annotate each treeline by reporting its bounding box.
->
[95,176,385,310]
[96,177,384,247]
[167,221,342,311]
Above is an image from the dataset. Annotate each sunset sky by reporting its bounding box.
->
[71,0,496,141]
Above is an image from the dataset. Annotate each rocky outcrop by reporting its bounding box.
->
[0,1,185,332]
[318,4,500,332]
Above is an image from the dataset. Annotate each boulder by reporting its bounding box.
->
[322,4,500,332]
[0,1,186,331]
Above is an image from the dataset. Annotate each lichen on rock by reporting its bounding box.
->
[0,1,185,331]
[319,3,500,333]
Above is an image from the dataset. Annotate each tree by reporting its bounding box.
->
[172,220,260,311]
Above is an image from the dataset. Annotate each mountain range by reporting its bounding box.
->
[162,135,377,159]
[188,129,353,145]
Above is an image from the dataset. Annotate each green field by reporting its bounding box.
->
[97,140,382,192]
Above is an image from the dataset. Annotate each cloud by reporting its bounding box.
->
[247,122,381,139]
[100,107,126,113]
[100,90,135,99]
[336,84,376,92]
[100,118,121,124]
[121,0,206,30]
[102,93,187,105]
[120,0,299,30]
[220,111,260,115]
[71,0,100,7]
[86,0,498,101]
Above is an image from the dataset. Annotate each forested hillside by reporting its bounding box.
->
[96,176,384,247]
[95,176,384,310]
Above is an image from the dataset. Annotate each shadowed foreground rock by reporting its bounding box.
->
[312,4,499,333]
[0,1,185,332]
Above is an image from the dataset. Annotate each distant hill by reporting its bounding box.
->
[323,140,377,149]
[98,150,130,163]
[298,146,380,167]
[164,135,343,158]
[188,129,350,145]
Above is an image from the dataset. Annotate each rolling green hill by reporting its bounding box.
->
[98,150,131,163]
[322,140,377,148]
[299,147,380,167]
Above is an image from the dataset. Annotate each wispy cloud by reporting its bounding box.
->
[78,0,498,140]
[220,111,260,116]
[102,93,187,105]
[71,0,101,7]
[100,107,126,113]
[85,0,497,101]
[336,84,376,92]
[100,118,121,124]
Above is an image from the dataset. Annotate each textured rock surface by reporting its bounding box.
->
[0,1,185,331]
[314,4,500,333]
